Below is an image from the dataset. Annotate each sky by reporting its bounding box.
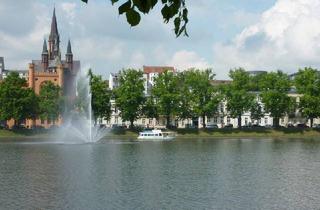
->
[1,0,320,79]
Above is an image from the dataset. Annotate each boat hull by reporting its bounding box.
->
[137,136,174,141]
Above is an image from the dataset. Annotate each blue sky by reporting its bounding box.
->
[2,0,320,79]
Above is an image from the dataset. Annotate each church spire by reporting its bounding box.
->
[66,39,73,68]
[49,7,59,40]
[48,7,60,60]
[41,38,49,69]
[42,38,48,54]
[66,39,72,54]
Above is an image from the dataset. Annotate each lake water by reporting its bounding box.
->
[0,138,320,210]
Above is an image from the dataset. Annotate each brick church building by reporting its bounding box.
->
[25,8,80,128]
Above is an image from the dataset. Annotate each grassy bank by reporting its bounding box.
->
[0,129,51,138]
[107,128,320,139]
[1,128,320,139]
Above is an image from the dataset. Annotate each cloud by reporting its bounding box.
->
[128,51,146,69]
[61,2,77,25]
[0,1,50,69]
[213,0,320,77]
[167,50,211,70]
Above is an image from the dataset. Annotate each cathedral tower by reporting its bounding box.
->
[48,8,60,60]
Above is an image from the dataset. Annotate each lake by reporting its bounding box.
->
[0,138,320,209]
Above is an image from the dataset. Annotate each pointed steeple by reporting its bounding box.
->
[66,39,72,54]
[66,39,73,65]
[48,7,60,60]
[42,39,48,54]
[49,7,59,40]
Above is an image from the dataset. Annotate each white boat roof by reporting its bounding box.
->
[140,129,162,133]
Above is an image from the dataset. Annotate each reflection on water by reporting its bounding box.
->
[0,138,320,209]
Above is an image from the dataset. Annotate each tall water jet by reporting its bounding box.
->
[56,69,108,143]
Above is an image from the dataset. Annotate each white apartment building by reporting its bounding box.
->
[0,57,28,80]
[105,66,175,127]
[103,68,317,128]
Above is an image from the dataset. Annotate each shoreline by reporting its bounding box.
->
[0,128,320,140]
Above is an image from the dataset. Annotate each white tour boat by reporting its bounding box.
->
[138,129,175,141]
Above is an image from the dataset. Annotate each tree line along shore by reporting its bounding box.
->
[0,67,320,134]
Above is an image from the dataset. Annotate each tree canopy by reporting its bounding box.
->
[114,68,145,128]
[294,67,320,127]
[80,0,188,37]
[152,70,180,128]
[181,69,220,128]
[0,72,38,126]
[39,81,62,123]
[225,68,254,128]
[259,71,292,127]
[89,70,112,124]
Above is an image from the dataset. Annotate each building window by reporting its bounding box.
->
[213,117,217,123]
[227,117,231,124]
[264,118,268,125]
[142,119,145,125]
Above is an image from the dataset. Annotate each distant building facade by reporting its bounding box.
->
[0,57,28,80]
[106,66,175,127]
[25,8,80,128]
[104,68,319,129]
[0,8,80,128]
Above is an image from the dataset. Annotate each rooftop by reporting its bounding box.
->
[143,65,175,74]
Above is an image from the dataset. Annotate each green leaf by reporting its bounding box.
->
[182,8,188,22]
[150,0,157,8]
[118,0,131,15]
[126,9,141,26]
[111,0,119,5]
[161,4,171,22]
[133,0,157,14]
[174,17,180,34]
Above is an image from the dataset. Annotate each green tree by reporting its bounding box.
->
[152,70,180,128]
[81,0,188,37]
[250,101,264,124]
[142,96,158,120]
[182,69,221,128]
[176,72,194,121]
[294,67,320,127]
[39,81,62,123]
[249,72,267,91]
[0,72,38,126]
[225,68,254,128]
[260,71,291,127]
[114,69,145,128]
[89,70,112,124]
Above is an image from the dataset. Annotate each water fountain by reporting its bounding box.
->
[56,70,108,143]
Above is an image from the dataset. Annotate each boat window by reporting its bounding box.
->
[159,133,162,136]
[155,134,158,136]
[148,134,152,136]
